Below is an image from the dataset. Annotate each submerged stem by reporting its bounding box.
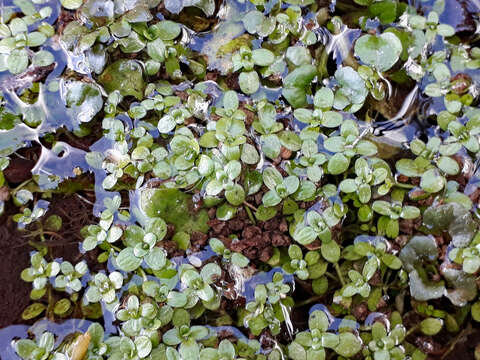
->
[334,263,345,287]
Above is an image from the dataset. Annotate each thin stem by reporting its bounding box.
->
[22,230,65,241]
[440,325,473,360]
[324,271,340,283]
[394,182,415,189]
[294,295,324,308]
[405,323,420,337]
[334,263,345,287]
[12,179,32,194]
[46,286,55,321]
[137,268,148,282]
[111,244,122,252]
[244,206,256,226]
[243,201,258,212]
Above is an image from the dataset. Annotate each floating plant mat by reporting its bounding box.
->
[2,0,480,359]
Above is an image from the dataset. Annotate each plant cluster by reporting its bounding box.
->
[2,0,480,359]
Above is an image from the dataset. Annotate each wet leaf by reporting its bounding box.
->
[420,318,443,335]
[141,188,209,235]
[61,0,83,10]
[282,65,317,108]
[99,59,145,99]
[65,81,103,124]
[22,303,46,320]
[354,33,402,72]
[239,71,260,95]
[334,333,361,357]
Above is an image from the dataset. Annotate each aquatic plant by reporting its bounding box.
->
[2,0,480,358]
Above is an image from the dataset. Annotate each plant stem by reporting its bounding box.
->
[137,268,148,282]
[12,179,32,194]
[324,271,340,284]
[405,323,420,337]
[243,201,258,212]
[46,286,55,320]
[244,205,256,225]
[334,263,345,286]
[294,295,324,308]
[440,325,473,360]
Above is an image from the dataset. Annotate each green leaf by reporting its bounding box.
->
[328,153,350,175]
[239,71,260,95]
[335,333,362,358]
[282,65,317,108]
[437,156,459,175]
[232,252,249,267]
[210,237,225,254]
[141,188,209,235]
[339,179,357,193]
[308,310,329,332]
[472,302,480,322]
[369,1,402,24]
[225,184,245,206]
[200,263,222,283]
[135,336,152,358]
[321,241,340,263]
[241,143,259,164]
[263,167,283,189]
[355,33,402,71]
[144,247,167,270]
[163,328,182,345]
[216,203,237,221]
[21,303,46,320]
[243,10,264,34]
[147,38,166,62]
[223,90,239,111]
[400,206,420,219]
[381,253,402,270]
[15,339,37,358]
[420,318,443,335]
[116,248,142,272]
[252,48,275,66]
[314,87,334,109]
[7,49,28,74]
[294,226,317,245]
[420,169,445,193]
[167,292,188,308]
[98,60,145,100]
[288,244,303,260]
[157,21,181,40]
[255,204,277,221]
[54,298,71,316]
[65,81,103,124]
[322,111,343,128]
[372,201,392,216]
[288,341,307,360]
[180,340,200,360]
[32,50,54,67]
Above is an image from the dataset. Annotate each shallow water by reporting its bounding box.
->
[1,0,480,358]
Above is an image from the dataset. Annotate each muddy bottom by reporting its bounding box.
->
[0,201,31,328]
[0,191,96,329]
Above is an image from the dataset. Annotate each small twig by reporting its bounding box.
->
[22,231,65,240]
[76,193,95,206]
